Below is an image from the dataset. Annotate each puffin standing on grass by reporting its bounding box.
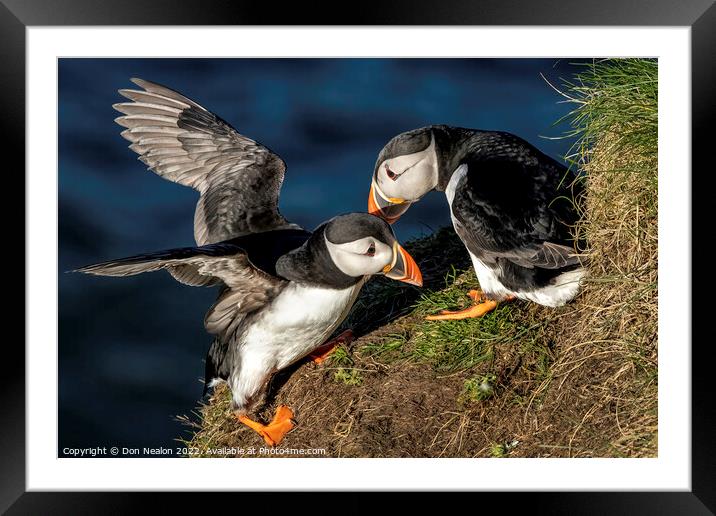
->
[78,79,422,446]
[368,125,584,320]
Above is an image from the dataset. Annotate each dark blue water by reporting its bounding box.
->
[58,58,582,455]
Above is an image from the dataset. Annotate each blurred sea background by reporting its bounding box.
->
[59,58,584,455]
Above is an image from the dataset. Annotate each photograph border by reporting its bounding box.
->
[3,0,714,512]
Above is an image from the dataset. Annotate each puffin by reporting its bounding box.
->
[77,78,422,446]
[367,125,584,320]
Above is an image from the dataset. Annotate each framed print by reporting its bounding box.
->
[3,0,714,512]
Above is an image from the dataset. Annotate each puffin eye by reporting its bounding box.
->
[385,164,397,181]
[364,243,376,256]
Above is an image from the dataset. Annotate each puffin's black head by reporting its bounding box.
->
[323,213,422,286]
[369,127,439,223]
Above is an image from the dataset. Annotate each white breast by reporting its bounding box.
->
[241,280,364,371]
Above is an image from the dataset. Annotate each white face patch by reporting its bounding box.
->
[376,134,438,201]
[325,235,394,277]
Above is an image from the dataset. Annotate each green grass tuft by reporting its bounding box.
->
[489,440,519,458]
[360,332,407,361]
[411,266,473,315]
[329,345,353,368]
[330,345,364,386]
[460,373,497,403]
[333,368,363,386]
[549,58,658,168]
[359,268,553,374]
[490,442,508,458]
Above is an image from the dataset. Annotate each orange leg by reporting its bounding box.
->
[309,329,355,364]
[425,290,514,321]
[238,405,295,447]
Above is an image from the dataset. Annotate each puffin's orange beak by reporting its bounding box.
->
[368,180,411,224]
[383,243,423,287]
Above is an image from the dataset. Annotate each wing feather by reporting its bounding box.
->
[76,243,286,337]
[450,159,582,270]
[114,78,296,245]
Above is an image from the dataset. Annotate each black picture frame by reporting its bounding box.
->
[2,0,713,513]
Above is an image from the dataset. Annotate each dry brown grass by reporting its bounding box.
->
[513,136,658,457]
[506,59,658,456]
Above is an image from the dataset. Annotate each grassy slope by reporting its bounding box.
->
[179,59,657,458]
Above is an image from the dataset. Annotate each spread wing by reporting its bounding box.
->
[76,243,287,338]
[450,159,582,270]
[114,78,297,246]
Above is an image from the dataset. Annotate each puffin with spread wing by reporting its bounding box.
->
[78,79,422,446]
[368,125,584,320]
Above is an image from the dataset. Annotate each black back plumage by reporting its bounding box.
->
[433,127,583,291]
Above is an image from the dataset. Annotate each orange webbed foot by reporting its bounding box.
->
[238,405,295,447]
[467,289,484,302]
[425,289,506,321]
